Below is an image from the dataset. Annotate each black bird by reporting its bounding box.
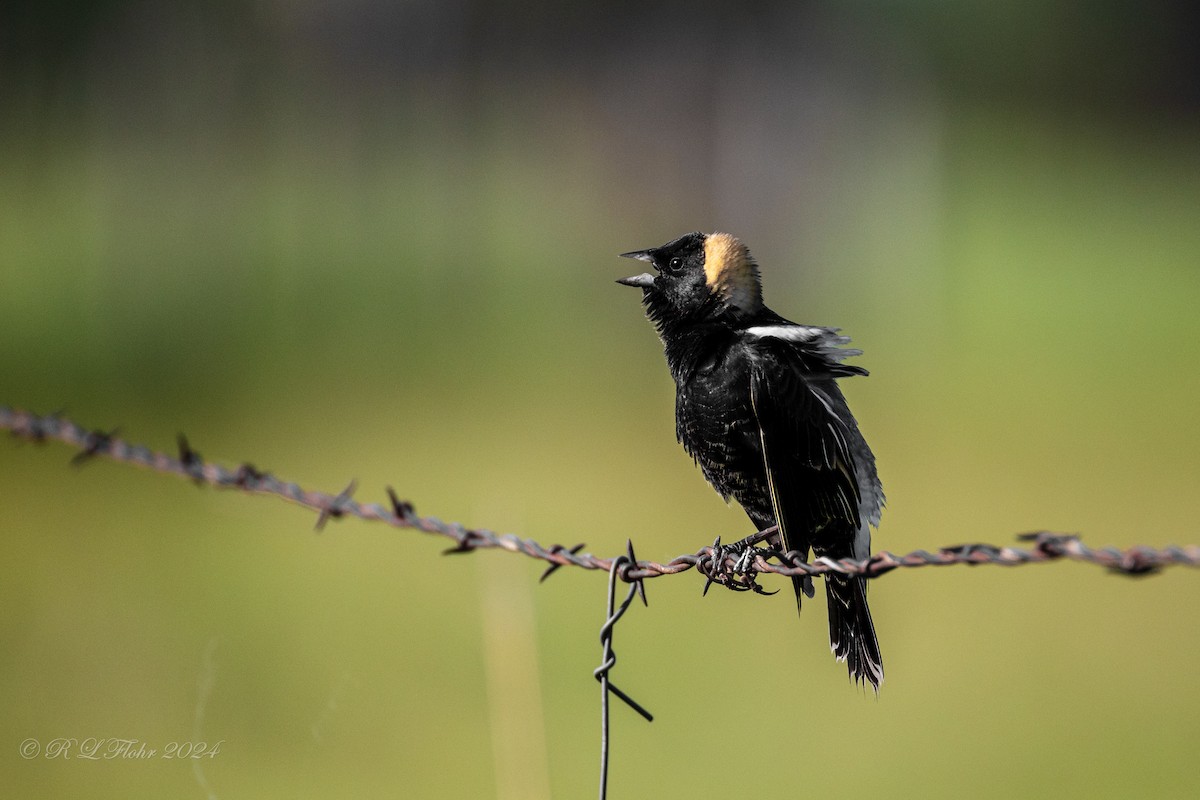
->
[618,231,885,690]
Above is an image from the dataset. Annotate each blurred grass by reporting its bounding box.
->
[3,37,1200,800]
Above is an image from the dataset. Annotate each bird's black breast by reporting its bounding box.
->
[673,340,772,517]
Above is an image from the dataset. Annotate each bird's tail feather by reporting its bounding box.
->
[790,574,816,610]
[825,574,884,691]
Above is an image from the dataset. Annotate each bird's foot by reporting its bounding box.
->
[701,536,780,597]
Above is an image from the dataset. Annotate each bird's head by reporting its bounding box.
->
[617,231,763,324]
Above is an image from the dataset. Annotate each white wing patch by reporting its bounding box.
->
[745,325,825,342]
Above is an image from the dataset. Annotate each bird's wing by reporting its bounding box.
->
[823,383,885,531]
[747,332,866,567]
[747,324,885,682]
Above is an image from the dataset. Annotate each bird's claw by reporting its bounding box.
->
[702,536,780,597]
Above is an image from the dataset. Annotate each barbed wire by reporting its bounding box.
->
[4,406,1197,582]
[7,404,1198,799]
[595,543,652,800]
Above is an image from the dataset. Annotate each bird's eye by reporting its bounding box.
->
[667,257,682,271]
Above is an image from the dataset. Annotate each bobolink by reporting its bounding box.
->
[618,231,884,690]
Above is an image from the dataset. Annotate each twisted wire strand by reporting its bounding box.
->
[594,546,652,800]
[4,406,1198,580]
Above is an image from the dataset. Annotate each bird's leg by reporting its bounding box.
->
[729,525,779,550]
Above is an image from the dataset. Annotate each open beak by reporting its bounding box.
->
[619,248,654,263]
[616,273,655,288]
[617,248,656,288]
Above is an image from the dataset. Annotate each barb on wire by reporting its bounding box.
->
[177,434,204,482]
[3,406,1199,583]
[540,543,586,583]
[315,480,358,532]
[70,426,117,467]
[594,541,652,800]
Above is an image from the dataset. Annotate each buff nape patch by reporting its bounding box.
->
[703,232,762,311]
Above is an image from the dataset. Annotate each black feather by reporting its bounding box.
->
[620,231,885,690]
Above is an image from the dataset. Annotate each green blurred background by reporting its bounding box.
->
[3,1,1199,797]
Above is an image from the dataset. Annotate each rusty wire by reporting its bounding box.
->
[4,406,1199,581]
[594,543,652,800]
[6,404,1199,799]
